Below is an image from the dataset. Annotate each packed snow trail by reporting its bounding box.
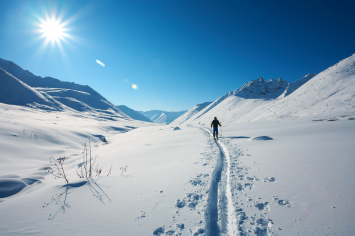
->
[204,135,223,235]
[218,141,239,235]
[202,128,238,236]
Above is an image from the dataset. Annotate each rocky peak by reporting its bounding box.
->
[233,77,290,99]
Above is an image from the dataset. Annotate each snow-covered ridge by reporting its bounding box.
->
[117,105,152,122]
[139,110,188,124]
[279,73,316,98]
[233,77,290,99]
[171,102,212,125]
[0,58,129,118]
[173,77,293,125]
[0,68,65,110]
[177,53,355,125]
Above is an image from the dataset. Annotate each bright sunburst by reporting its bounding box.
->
[39,18,65,41]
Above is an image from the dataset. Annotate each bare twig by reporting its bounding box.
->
[46,156,69,184]
[89,140,92,177]
[120,165,127,176]
[106,165,113,177]
[77,141,110,179]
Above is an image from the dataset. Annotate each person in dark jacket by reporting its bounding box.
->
[211,117,221,140]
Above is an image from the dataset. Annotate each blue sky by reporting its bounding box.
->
[1,0,355,111]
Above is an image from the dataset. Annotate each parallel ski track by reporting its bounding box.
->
[202,128,237,236]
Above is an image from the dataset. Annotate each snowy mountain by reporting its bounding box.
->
[232,77,290,99]
[278,73,316,98]
[171,77,291,125]
[170,102,212,125]
[140,110,188,124]
[174,53,355,125]
[0,58,130,119]
[117,105,152,122]
[0,68,64,110]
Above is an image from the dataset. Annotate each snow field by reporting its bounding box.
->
[1,101,355,235]
[214,120,355,235]
[0,104,218,235]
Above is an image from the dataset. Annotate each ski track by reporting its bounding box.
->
[152,126,284,235]
[201,128,280,236]
[202,128,238,236]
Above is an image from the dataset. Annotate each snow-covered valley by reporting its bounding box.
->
[0,102,354,235]
[1,53,355,235]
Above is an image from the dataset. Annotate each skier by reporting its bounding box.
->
[211,117,222,140]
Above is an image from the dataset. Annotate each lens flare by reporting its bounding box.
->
[132,84,138,89]
[96,60,105,67]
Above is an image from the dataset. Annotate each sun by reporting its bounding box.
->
[39,18,65,41]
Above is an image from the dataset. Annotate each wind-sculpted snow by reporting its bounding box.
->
[0,174,44,199]
[0,178,28,198]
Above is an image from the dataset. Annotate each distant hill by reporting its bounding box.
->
[139,110,188,124]
[117,105,152,122]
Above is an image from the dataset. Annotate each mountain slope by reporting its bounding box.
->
[0,58,126,115]
[279,73,316,98]
[140,110,187,124]
[178,77,290,124]
[232,77,290,99]
[170,102,212,125]
[0,68,65,110]
[117,105,152,122]
[178,53,355,125]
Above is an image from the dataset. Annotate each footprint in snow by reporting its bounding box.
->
[176,199,186,208]
[193,228,205,235]
[153,227,164,235]
[176,223,184,230]
[273,196,292,208]
[264,177,276,182]
[254,218,273,236]
[255,202,270,211]
[135,211,145,221]
[175,193,202,210]
[190,178,203,186]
